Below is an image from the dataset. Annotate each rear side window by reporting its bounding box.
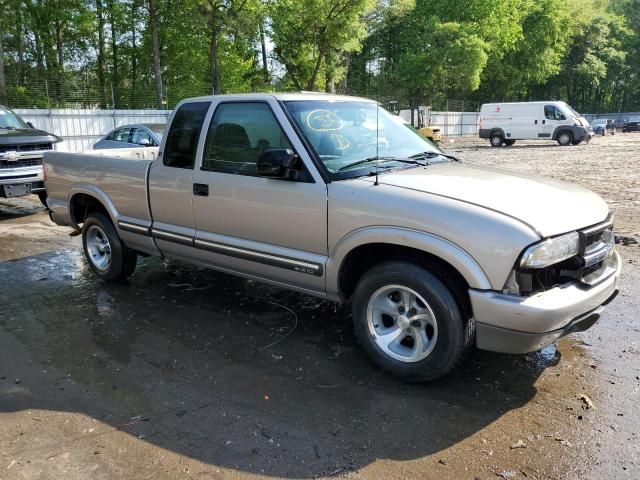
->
[163,102,210,169]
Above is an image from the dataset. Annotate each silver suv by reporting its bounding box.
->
[44,94,621,381]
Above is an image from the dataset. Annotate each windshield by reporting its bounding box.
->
[0,109,28,129]
[283,100,442,175]
[148,124,165,139]
[561,103,581,117]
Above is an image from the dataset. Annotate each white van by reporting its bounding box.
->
[479,101,592,147]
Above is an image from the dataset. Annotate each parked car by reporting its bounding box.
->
[592,119,615,136]
[44,93,620,381]
[622,116,640,133]
[93,123,165,149]
[0,105,62,204]
[479,101,592,146]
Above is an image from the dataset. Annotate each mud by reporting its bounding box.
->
[0,134,639,479]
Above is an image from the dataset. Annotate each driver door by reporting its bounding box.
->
[191,99,328,294]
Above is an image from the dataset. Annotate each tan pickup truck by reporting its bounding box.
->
[44,93,621,381]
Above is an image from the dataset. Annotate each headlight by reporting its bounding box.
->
[520,232,580,269]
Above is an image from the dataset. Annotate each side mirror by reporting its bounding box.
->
[138,138,151,146]
[257,149,300,180]
[26,121,35,129]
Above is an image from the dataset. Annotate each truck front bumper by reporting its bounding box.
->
[470,251,621,354]
[0,165,45,198]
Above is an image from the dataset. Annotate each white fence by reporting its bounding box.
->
[15,108,171,152]
[16,108,636,153]
[399,109,480,136]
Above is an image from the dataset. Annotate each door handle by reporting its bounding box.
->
[193,183,209,196]
[535,120,538,125]
[542,119,546,125]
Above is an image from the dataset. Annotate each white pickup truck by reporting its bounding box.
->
[44,93,621,381]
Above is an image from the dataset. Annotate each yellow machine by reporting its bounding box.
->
[418,126,442,143]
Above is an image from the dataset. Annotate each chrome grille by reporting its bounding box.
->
[0,143,53,153]
[579,219,614,270]
[0,157,43,169]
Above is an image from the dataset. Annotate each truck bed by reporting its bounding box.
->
[44,148,158,229]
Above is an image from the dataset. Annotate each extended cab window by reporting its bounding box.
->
[544,105,566,121]
[202,102,293,176]
[163,102,210,169]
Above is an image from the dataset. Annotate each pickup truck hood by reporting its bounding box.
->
[369,162,609,237]
[0,128,62,145]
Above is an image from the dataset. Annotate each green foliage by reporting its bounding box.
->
[0,0,638,111]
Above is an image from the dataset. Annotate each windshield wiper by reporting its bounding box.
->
[337,156,427,172]
[0,126,16,130]
[409,151,461,162]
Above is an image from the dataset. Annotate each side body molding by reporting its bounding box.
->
[325,226,493,301]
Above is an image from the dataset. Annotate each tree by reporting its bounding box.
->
[269,0,376,91]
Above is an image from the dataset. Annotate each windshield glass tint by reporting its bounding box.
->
[283,101,440,173]
[0,109,28,129]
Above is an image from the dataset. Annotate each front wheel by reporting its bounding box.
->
[557,131,573,146]
[351,262,467,382]
[490,134,503,147]
[82,212,137,281]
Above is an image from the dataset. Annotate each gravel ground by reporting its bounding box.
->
[0,134,638,480]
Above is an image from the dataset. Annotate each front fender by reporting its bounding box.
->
[325,226,493,301]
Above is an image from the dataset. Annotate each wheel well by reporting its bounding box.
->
[338,243,473,320]
[490,128,504,138]
[70,193,110,227]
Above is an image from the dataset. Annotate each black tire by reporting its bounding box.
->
[557,131,573,146]
[351,261,467,382]
[504,139,516,146]
[572,138,583,145]
[37,191,48,208]
[490,134,503,147]
[82,212,137,281]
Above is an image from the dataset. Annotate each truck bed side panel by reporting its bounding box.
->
[44,151,158,255]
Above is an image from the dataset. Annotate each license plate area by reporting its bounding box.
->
[2,183,32,197]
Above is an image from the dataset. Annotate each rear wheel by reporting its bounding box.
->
[490,134,503,147]
[557,131,573,146]
[504,139,516,146]
[351,262,467,382]
[82,212,137,281]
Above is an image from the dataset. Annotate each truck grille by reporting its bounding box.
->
[0,157,43,169]
[579,220,614,270]
[0,143,53,153]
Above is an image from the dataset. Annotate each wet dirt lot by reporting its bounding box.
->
[1,134,639,479]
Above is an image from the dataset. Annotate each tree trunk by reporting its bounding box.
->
[108,0,119,107]
[0,27,6,104]
[55,23,65,104]
[96,0,106,107]
[306,52,324,91]
[148,0,163,108]
[210,22,221,94]
[131,0,138,107]
[17,7,25,83]
[259,22,269,84]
